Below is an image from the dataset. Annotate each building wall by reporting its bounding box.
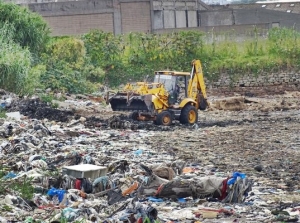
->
[235,8,300,30]
[206,72,300,96]
[19,0,300,36]
[26,0,153,35]
[199,10,233,26]
[120,1,151,33]
[199,8,300,30]
[44,13,114,35]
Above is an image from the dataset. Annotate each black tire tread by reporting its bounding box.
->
[156,111,172,126]
[179,104,198,125]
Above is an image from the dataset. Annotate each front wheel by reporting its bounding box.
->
[156,111,172,126]
[180,104,198,125]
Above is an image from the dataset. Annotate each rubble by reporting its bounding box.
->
[0,90,298,222]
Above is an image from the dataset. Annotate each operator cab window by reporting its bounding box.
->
[154,74,177,92]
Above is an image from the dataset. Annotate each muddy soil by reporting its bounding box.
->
[8,98,74,122]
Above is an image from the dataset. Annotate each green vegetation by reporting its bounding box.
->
[0,1,49,94]
[0,2,50,56]
[0,109,6,118]
[80,28,300,86]
[0,23,32,94]
[0,2,300,95]
[0,166,34,200]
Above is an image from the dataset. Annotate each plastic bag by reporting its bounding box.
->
[227,172,246,185]
[47,188,65,202]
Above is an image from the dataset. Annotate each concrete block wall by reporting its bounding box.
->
[120,1,151,33]
[14,0,300,37]
[199,8,300,30]
[44,13,114,36]
[152,0,199,29]
[211,72,300,87]
[207,72,300,96]
[27,0,152,35]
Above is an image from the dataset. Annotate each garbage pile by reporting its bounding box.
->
[209,91,300,112]
[0,90,299,222]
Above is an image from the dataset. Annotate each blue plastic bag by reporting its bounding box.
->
[47,188,65,202]
[147,196,163,202]
[227,172,246,185]
[178,198,187,203]
[3,172,17,179]
[134,149,143,155]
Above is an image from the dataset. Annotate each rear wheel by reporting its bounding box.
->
[156,111,172,126]
[180,104,198,125]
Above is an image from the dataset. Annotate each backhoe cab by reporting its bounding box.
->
[107,59,209,126]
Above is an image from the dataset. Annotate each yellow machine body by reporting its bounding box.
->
[107,59,209,126]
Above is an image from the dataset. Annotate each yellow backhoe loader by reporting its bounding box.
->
[106,59,209,126]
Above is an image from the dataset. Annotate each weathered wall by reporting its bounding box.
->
[44,14,114,36]
[153,23,269,39]
[18,0,300,36]
[120,1,151,33]
[27,0,117,35]
[234,9,300,30]
[152,0,200,29]
[199,10,233,26]
[199,8,300,30]
[207,72,300,96]
[26,0,152,35]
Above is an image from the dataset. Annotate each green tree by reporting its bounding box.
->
[41,37,103,93]
[0,23,32,94]
[82,30,126,86]
[0,2,50,95]
[0,2,50,58]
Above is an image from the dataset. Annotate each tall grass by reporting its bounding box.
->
[79,27,300,87]
[0,2,50,57]
[0,23,31,94]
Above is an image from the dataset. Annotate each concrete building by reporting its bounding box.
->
[4,0,300,36]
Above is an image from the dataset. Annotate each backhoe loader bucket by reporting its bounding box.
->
[109,92,151,112]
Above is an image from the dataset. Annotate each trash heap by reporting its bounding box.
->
[0,90,299,222]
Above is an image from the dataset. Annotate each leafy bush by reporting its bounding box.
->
[0,23,32,94]
[0,2,50,57]
[41,37,102,93]
[0,176,34,200]
[0,2,50,95]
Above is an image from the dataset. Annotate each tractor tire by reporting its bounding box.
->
[129,111,139,121]
[156,111,173,126]
[180,104,198,125]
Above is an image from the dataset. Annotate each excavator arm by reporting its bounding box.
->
[187,59,209,110]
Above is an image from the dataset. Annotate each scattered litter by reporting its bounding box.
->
[0,89,297,222]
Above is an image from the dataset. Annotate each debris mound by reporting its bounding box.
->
[84,116,107,128]
[212,96,245,111]
[8,98,74,122]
